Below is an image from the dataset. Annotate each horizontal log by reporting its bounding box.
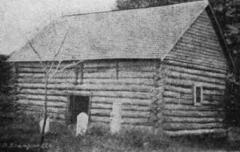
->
[203,89,225,95]
[164,97,222,106]
[163,122,223,131]
[165,78,225,90]
[169,47,226,65]
[166,71,225,85]
[17,67,44,73]
[118,71,154,78]
[16,61,112,69]
[91,97,151,106]
[17,67,155,78]
[18,77,155,86]
[164,96,194,105]
[91,109,150,119]
[163,110,223,118]
[164,85,224,96]
[163,91,192,99]
[164,128,226,136]
[17,99,66,108]
[165,64,226,80]
[168,54,226,71]
[164,104,223,111]
[122,111,150,118]
[92,98,151,111]
[17,82,153,93]
[22,104,66,114]
[91,102,112,109]
[121,124,152,130]
[17,93,152,108]
[118,66,155,72]
[17,60,156,72]
[23,110,66,120]
[122,118,149,124]
[18,72,155,81]
[164,116,223,123]
[167,54,227,71]
[19,88,152,99]
[83,70,116,78]
[85,78,154,86]
[164,58,227,74]
[84,68,115,74]
[169,52,226,67]
[164,87,224,102]
[122,105,150,112]
[16,60,155,67]
[166,56,227,72]
[17,94,68,102]
[163,109,223,117]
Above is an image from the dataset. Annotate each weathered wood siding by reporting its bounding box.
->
[162,11,228,135]
[15,60,160,128]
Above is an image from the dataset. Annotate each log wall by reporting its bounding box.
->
[14,60,158,128]
[12,10,228,135]
[162,11,228,135]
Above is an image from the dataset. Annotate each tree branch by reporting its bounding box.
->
[28,41,46,71]
[47,29,69,74]
[49,60,82,79]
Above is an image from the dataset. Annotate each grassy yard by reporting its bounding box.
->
[1,119,240,152]
[46,124,240,152]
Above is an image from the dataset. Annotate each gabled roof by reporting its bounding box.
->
[8,0,208,62]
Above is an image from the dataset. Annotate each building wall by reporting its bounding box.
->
[162,11,228,135]
[14,59,161,129]
[12,10,229,135]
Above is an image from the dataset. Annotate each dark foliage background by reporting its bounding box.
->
[0,55,16,129]
[117,0,240,127]
[0,56,39,145]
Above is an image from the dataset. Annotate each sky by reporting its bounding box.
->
[0,0,117,55]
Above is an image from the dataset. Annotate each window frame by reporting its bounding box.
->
[193,84,203,106]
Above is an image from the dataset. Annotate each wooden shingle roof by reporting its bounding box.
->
[9,0,208,62]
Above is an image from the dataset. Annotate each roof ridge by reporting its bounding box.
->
[63,0,207,18]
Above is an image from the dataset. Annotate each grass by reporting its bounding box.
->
[0,112,42,152]
[46,123,240,152]
[1,117,240,152]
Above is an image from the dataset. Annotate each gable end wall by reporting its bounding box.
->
[162,10,228,136]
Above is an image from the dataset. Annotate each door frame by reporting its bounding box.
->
[65,92,92,125]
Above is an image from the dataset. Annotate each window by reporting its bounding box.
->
[193,84,203,105]
[68,95,90,124]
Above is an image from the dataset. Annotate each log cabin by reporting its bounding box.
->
[8,0,233,136]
